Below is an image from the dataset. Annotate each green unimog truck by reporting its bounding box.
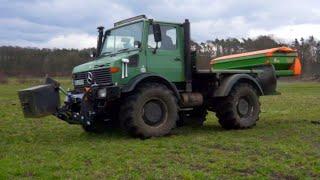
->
[19,15,301,138]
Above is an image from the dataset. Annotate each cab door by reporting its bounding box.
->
[146,24,184,82]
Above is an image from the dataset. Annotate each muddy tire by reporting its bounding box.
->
[119,83,178,138]
[216,83,260,129]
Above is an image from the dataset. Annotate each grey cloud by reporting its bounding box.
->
[1,0,320,48]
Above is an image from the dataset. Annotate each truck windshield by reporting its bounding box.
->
[101,22,143,55]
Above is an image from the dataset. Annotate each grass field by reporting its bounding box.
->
[0,79,319,179]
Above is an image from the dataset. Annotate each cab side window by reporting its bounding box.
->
[148,25,177,50]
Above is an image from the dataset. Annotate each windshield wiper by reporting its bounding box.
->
[117,48,129,53]
[100,51,112,56]
[117,48,140,53]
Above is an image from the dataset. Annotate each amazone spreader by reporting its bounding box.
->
[211,47,301,77]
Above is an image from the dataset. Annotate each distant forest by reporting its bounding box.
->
[0,47,95,77]
[0,35,319,79]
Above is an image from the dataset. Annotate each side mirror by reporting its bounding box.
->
[134,41,142,48]
[152,24,162,42]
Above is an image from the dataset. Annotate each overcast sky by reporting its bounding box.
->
[1,0,320,49]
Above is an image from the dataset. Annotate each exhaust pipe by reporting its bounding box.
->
[97,26,104,56]
[183,19,192,92]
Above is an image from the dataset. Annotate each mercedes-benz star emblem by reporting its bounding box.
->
[87,72,94,84]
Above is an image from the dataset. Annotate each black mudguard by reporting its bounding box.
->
[254,65,278,95]
[214,74,264,97]
[122,73,181,101]
[214,65,278,97]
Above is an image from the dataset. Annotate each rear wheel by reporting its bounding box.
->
[119,83,178,138]
[216,83,260,129]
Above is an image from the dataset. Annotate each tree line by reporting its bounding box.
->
[0,47,94,77]
[0,35,319,78]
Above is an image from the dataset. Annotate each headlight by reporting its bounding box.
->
[97,88,107,98]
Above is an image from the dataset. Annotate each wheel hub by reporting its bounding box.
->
[142,99,166,126]
[237,98,250,116]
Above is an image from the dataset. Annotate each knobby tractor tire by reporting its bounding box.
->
[177,106,208,127]
[216,83,261,129]
[119,83,178,138]
[81,94,113,134]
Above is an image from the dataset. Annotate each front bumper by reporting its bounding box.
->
[55,85,121,125]
[91,85,121,100]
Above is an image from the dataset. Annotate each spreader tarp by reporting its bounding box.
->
[211,47,296,63]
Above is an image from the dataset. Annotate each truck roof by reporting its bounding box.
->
[113,15,182,28]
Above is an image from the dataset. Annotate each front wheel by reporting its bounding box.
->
[216,83,260,129]
[119,83,178,138]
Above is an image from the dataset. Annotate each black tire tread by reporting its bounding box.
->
[119,83,178,138]
[216,83,261,129]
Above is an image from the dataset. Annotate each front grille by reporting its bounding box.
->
[73,68,112,90]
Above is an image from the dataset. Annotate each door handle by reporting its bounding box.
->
[174,58,181,61]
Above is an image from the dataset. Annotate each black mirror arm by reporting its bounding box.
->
[90,50,97,58]
[153,42,159,54]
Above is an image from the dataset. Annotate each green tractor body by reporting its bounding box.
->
[73,19,186,88]
[18,15,301,138]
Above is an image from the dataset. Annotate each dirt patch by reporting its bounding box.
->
[168,154,185,164]
[189,163,211,173]
[233,167,256,176]
[203,143,241,152]
[266,147,292,159]
[22,171,35,177]
[84,159,92,166]
[271,172,298,180]
[311,120,320,125]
